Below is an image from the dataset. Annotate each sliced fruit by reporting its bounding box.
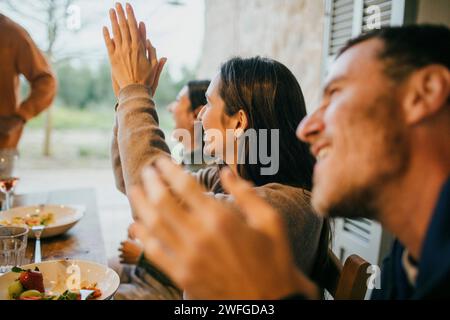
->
[8,280,24,299]
[19,289,43,299]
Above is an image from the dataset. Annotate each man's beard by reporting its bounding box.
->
[318,92,410,221]
[325,184,380,220]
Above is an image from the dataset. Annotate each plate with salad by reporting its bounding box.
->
[0,260,120,300]
[0,205,84,238]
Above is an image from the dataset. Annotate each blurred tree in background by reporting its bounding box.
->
[50,61,195,110]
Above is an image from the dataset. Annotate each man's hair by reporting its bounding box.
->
[338,24,450,81]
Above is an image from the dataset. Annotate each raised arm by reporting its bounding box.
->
[115,84,170,193]
[104,3,166,193]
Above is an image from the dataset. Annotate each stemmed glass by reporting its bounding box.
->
[0,149,20,211]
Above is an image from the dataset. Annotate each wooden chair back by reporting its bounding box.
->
[323,250,371,300]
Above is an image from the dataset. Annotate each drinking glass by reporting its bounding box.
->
[0,149,20,211]
[0,226,29,274]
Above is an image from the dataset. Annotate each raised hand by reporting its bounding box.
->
[128,157,320,300]
[103,3,166,97]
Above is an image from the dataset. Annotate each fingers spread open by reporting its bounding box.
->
[220,168,283,238]
[115,3,131,45]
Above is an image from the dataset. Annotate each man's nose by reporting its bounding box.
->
[296,108,325,143]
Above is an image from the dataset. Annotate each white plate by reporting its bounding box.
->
[0,205,84,238]
[0,259,120,300]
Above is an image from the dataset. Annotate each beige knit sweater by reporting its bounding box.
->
[111,84,325,275]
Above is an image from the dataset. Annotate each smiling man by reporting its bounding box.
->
[297,25,450,298]
[130,24,450,300]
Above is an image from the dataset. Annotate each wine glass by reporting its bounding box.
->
[0,149,20,211]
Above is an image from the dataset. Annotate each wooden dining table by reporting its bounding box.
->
[13,188,107,266]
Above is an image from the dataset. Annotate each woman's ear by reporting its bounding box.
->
[235,109,248,131]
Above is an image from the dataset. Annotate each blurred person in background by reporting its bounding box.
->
[168,79,211,171]
[0,14,56,152]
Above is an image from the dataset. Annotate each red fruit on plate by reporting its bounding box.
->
[19,270,45,293]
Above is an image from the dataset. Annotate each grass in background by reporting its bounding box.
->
[26,105,173,131]
[20,104,175,169]
[27,106,114,131]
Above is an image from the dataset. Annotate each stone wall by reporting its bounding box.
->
[197,0,326,112]
[417,0,450,27]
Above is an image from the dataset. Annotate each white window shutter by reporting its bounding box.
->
[321,0,356,80]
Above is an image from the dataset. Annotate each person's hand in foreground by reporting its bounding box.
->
[129,157,320,300]
[103,2,166,97]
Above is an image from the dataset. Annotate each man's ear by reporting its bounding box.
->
[402,65,450,125]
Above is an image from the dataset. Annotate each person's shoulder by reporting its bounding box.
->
[0,14,31,44]
[254,182,318,220]
[255,183,312,206]
[0,14,26,34]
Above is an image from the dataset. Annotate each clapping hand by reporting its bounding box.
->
[128,158,320,300]
[103,3,166,97]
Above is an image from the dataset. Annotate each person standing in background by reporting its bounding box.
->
[0,14,56,150]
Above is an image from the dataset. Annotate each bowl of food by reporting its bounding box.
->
[0,259,120,300]
[0,205,84,238]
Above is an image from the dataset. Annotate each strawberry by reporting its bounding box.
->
[18,270,45,293]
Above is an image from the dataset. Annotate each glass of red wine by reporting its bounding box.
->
[0,149,19,211]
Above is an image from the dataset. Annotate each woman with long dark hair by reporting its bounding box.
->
[105,3,328,299]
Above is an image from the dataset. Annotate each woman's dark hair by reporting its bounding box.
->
[187,80,210,111]
[219,56,315,190]
[219,57,330,291]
